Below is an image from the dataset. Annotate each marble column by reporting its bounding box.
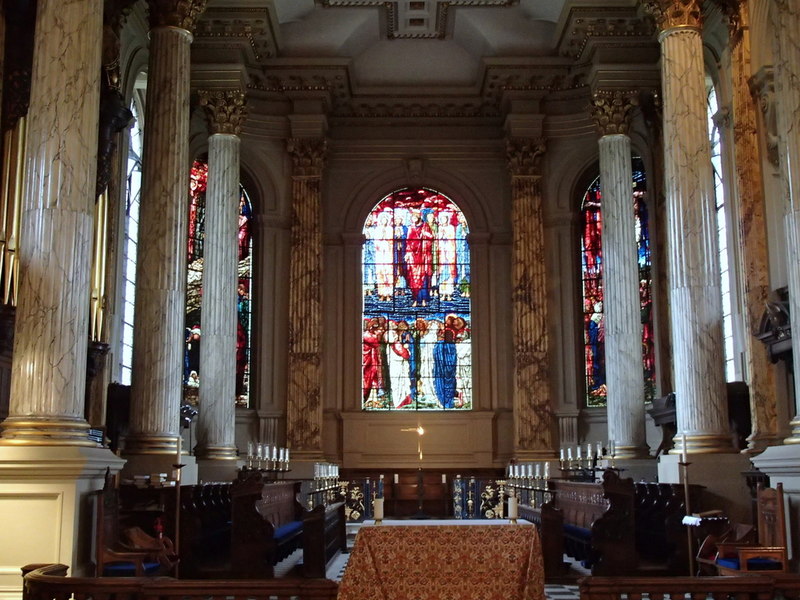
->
[0,0,102,444]
[506,138,554,458]
[589,91,649,459]
[285,138,327,458]
[643,0,731,453]
[772,0,800,443]
[194,90,247,462]
[125,0,206,463]
[725,4,780,452]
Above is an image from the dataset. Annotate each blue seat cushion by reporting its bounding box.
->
[102,561,161,576]
[716,557,783,571]
[274,520,302,541]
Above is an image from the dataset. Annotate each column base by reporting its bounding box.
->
[0,416,96,446]
[194,445,239,460]
[0,445,124,600]
[783,415,800,444]
[196,457,242,482]
[658,452,752,523]
[612,444,652,460]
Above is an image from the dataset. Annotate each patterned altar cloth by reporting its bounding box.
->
[337,524,546,600]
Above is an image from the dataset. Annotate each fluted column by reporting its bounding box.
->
[0,0,102,444]
[507,138,554,458]
[772,0,800,443]
[643,0,731,453]
[194,90,247,461]
[589,91,649,458]
[722,3,780,452]
[286,138,326,457]
[126,0,206,459]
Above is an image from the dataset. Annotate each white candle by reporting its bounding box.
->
[176,434,182,465]
[577,445,582,459]
[596,442,603,458]
[394,473,399,484]
[286,448,290,463]
[560,448,565,461]
[567,447,573,461]
[508,495,518,520]
[543,462,550,479]
[587,443,593,459]
[441,473,446,484]
[535,463,541,479]
[373,498,384,520]
[247,441,253,458]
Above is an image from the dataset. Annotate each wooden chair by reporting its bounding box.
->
[715,483,788,575]
[94,472,178,577]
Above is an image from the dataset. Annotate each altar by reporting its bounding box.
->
[338,520,545,600]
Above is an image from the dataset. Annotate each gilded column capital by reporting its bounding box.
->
[198,89,248,136]
[147,0,207,32]
[640,0,702,32]
[506,138,546,177]
[589,90,639,137]
[287,137,328,178]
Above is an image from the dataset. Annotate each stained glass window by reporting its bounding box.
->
[581,158,654,408]
[362,187,471,410]
[185,158,253,407]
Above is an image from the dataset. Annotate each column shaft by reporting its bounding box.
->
[1,0,102,444]
[661,26,730,452]
[128,24,193,454]
[196,133,240,458]
[599,134,648,458]
[511,174,553,456]
[286,174,323,455]
[773,0,800,442]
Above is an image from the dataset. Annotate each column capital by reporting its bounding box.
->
[287,137,328,178]
[147,0,207,32]
[589,90,639,137]
[198,89,248,136]
[506,137,546,177]
[640,0,702,32]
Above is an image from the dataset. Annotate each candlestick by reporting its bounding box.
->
[373,497,384,523]
[681,433,688,463]
[176,434,182,466]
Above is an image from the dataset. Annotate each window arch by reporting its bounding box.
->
[362,187,471,411]
[580,158,655,407]
[184,158,254,407]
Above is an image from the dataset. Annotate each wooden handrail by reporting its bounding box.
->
[22,564,339,600]
[579,575,777,600]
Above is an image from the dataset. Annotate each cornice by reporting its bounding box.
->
[193,6,278,64]
[556,6,656,61]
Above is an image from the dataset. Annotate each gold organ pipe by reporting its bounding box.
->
[90,189,108,342]
[0,116,26,307]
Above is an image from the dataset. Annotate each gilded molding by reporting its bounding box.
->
[147,0,207,32]
[506,138,546,177]
[589,90,639,136]
[640,0,702,31]
[198,89,248,136]
[287,138,328,178]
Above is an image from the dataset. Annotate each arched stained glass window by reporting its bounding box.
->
[581,158,654,407]
[184,158,253,407]
[362,187,471,410]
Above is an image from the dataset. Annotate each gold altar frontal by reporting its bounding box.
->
[338,520,545,600]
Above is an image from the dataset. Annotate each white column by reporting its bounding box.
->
[0,0,102,444]
[772,0,800,443]
[590,89,648,458]
[645,0,731,453]
[125,1,206,465]
[195,90,246,462]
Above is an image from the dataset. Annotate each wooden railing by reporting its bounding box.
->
[579,575,795,600]
[22,564,339,600]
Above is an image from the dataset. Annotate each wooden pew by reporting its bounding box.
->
[178,482,233,578]
[229,474,305,579]
[22,563,339,600]
[302,501,347,578]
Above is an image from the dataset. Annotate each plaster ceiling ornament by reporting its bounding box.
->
[589,90,639,136]
[556,7,656,60]
[147,0,209,32]
[198,89,248,135]
[640,0,703,31]
[319,0,519,39]
[194,6,279,62]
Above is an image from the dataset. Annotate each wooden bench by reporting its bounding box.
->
[21,563,338,600]
[302,501,347,578]
[229,473,305,578]
[178,482,233,578]
[93,472,178,577]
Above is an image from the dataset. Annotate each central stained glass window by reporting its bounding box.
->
[362,187,472,410]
